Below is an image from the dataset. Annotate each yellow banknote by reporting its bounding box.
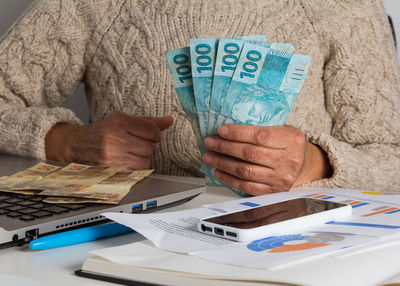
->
[42,169,154,203]
[37,165,125,197]
[0,162,62,194]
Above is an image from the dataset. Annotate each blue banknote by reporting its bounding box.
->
[201,36,267,192]
[190,38,219,139]
[279,54,311,105]
[208,35,267,136]
[166,39,310,198]
[217,42,308,127]
[165,48,204,153]
[211,41,293,134]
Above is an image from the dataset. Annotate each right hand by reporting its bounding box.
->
[45,112,174,169]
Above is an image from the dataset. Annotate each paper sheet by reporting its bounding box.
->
[102,187,400,270]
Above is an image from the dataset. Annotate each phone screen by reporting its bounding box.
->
[205,198,347,229]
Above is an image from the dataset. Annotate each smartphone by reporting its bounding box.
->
[197,198,352,242]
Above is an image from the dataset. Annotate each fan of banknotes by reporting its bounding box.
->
[166,35,311,196]
[0,162,153,204]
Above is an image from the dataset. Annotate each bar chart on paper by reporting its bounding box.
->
[303,192,400,237]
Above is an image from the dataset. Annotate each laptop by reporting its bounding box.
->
[0,154,205,249]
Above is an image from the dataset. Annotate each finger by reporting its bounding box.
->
[218,125,302,149]
[204,151,281,185]
[147,115,174,131]
[113,114,162,142]
[99,149,151,169]
[100,131,156,158]
[205,136,283,168]
[76,148,151,170]
[83,132,154,168]
[214,169,272,196]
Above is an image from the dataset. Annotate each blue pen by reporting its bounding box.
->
[29,222,133,250]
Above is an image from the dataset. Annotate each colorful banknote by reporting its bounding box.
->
[208,36,267,136]
[0,162,62,194]
[11,162,62,179]
[190,38,219,138]
[43,163,89,180]
[43,169,154,204]
[217,42,306,126]
[203,40,295,194]
[37,165,124,196]
[165,47,204,153]
[43,197,118,204]
[0,163,154,203]
[165,36,311,197]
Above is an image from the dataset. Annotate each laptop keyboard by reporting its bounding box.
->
[0,192,88,221]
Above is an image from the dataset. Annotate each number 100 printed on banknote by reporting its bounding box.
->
[190,38,218,139]
[166,36,311,197]
[218,42,310,127]
[165,48,204,153]
[208,35,267,136]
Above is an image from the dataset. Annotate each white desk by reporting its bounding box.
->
[0,163,238,286]
[1,156,400,286]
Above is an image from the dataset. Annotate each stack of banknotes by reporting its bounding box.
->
[0,162,153,204]
[166,35,311,196]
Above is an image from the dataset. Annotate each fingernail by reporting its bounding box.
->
[219,126,229,137]
[205,137,216,148]
[203,153,212,164]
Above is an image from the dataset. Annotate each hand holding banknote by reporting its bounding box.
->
[166,36,330,197]
[45,112,173,169]
[203,125,332,195]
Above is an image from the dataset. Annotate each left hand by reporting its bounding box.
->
[203,125,332,196]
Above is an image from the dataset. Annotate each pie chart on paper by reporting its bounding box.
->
[247,233,345,253]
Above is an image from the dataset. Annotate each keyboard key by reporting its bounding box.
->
[31,211,52,218]
[0,194,11,201]
[19,215,36,221]
[6,212,23,218]
[30,203,52,209]
[58,204,87,210]
[5,205,25,212]
[4,198,24,204]
[19,208,40,214]
[17,200,36,206]
[30,196,45,202]
[16,194,31,199]
[42,206,69,214]
[0,202,12,209]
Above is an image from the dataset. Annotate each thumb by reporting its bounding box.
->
[148,115,174,131]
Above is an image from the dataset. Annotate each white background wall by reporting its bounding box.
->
[383,0,400,64]
[1,0,400,123]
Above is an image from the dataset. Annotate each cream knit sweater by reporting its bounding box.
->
[0,0,400,193]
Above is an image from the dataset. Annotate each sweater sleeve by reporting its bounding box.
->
[303,0,400,193]
[0,0,120,159]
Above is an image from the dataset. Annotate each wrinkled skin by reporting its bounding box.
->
[203,125,332,195]
[45,112,173,170]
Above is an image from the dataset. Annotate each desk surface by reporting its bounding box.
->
[1,154,400,286]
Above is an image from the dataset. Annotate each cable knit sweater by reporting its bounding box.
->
[0,0,400,192]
